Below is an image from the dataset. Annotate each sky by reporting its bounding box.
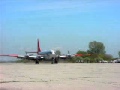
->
[0,0,120,60]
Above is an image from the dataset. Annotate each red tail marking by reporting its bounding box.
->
[24,39,41,54]
[37,39,41,53]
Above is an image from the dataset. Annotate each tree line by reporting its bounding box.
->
[56,41,120,63]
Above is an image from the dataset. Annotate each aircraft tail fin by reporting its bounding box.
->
[25,39,41,54]
[37,39,41,54]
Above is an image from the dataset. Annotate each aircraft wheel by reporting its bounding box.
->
[35,59,39,64]
[55,58,58,64]
[51,58,55,64]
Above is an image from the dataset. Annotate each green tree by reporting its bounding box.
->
[76,50,87,54]
[87,41,106,54]
[103,54,113,61]
[94,57,103,63]
[76,50,88,58]
[55,50,61,55]
[75,57,83,63]
[69,57,77,63]
[118,51,120,58]
[83,57,90,63]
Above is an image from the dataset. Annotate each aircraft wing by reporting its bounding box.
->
[0,54,25,59]
[28,55,37,60]
[0,54,18,57]
[0,54,39,60]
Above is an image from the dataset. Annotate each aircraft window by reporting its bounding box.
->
[48,52,52,54]
[39,51,52,55]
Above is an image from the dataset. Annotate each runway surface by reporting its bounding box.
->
[0,63,120,90]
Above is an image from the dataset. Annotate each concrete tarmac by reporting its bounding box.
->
[0,63,120,90]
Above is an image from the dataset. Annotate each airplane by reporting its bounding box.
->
[0,39,59,64]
